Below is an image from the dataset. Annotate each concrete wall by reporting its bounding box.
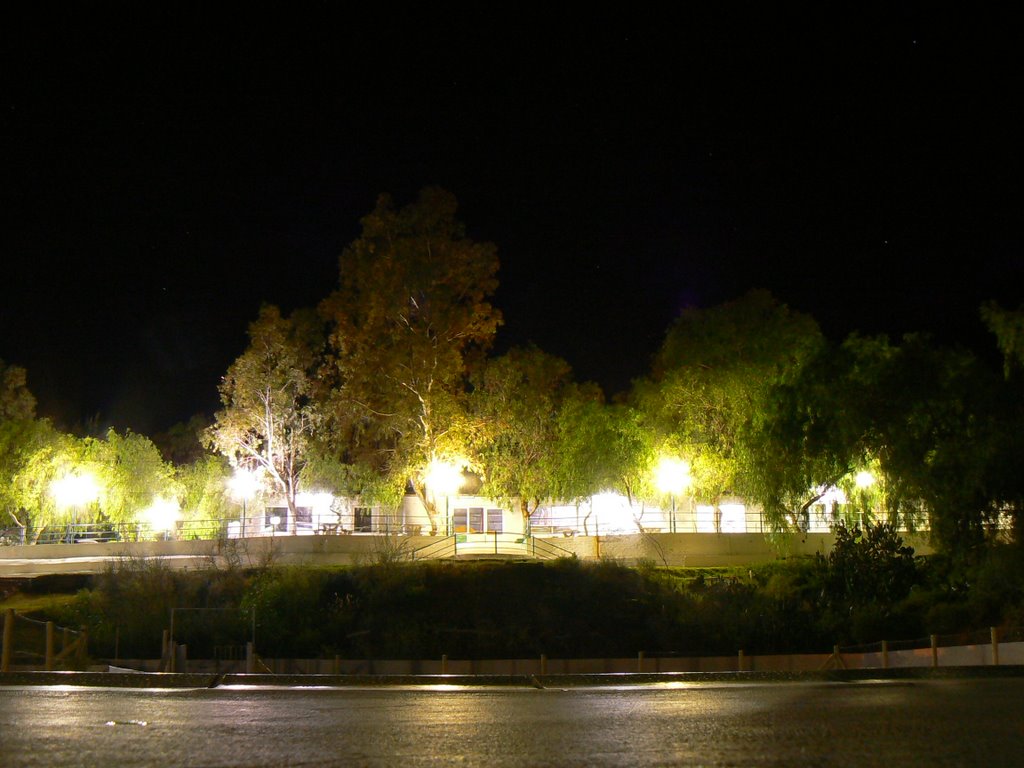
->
[0,529,936,578]
[547,530,934,566]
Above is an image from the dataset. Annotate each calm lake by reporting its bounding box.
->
[0,678,1020,766]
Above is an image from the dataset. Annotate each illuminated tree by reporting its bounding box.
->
[208,304,323,532]
[319,188,501,533]
[0,419,62,540]
[87,429,178,525]
[748,331,1013,555]
[637,290,823,505]
[547,397,661,533]
[175,453,234,535]
[3,428,172,538]
[470,346,580,530]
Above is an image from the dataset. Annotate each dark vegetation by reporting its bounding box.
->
[8,526,1024,662]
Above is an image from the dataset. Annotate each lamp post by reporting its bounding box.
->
[655,457,691,534]
[51,471,100,541]
[425,459,464,536]
[854,470,875,527]
[229,469,259,536]
[141,497,181,541]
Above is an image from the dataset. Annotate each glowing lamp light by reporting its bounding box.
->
[655,457,692,496]
[228,469,260,501]
[424,460,464,497]
[855,471,876,489]
[50,472,100,509]
[142,497,181,532]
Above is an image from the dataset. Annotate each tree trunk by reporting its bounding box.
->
[414,482,441,536]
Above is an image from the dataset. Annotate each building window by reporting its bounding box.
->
[265,508,288,532]
[486,509,503,533]
[354,507,372,533]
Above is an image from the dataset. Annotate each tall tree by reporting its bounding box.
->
[0,359,36,422]
[470,346,578,530]
[637,290,824,505]
[749,331,1013,556]
[981,301,1024,378]
[319,188,501,533]
[208,304,324,531]
[88,429,177,526]
[4,428,174,539]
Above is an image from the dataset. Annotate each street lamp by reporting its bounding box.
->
[425,459,464,536]
[655,457,691,533]
[51,471,100,541]
[142,497,181,540]
[854,470,876,527]
[229,469,259,536]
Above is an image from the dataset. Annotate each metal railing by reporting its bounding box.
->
[410,536,457,560]
[409,533,576,561]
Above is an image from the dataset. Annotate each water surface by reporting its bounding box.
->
[0,679,1020,766]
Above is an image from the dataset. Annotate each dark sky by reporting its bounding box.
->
[3,7,1022,435]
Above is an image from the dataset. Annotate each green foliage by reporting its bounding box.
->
[824,523,918,607]
[638,290,824,506]
[981,301,1024,379]
[747,330,1015,555]
[88,429,177,524]
[56,558,251,658]
[175,452,234,532]
[2,426,175,536]
[36,549,1024,661]
[208,304,324,522]
[0,359,37,421]
[0,418,60,530]
[319,188,502,530]
[470,346,581,524]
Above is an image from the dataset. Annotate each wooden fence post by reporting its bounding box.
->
[1,609,13,673]
[930,635,938,668]
[77,628,88,663]
[45,622,55,671]
[991,627,1000,666]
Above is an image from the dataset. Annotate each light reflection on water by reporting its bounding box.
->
[0,680,1019,767]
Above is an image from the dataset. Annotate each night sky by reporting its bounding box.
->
[3,8,1022,436]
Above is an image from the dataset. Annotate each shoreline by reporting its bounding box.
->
[2,666,1022,689]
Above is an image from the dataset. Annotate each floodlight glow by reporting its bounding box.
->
[655,457,691,495]
[228,469,260,501]
[142,497,180,532]
[297,491,335,514]
[695,504,717,533]
[591,492,637,534]
[425,460,464,497]
[817,485,848,505]
[50,472,100,509]
[719,503,746,533]
[855,471,876,489]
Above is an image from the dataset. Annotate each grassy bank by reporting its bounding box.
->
[5,534,1024,661]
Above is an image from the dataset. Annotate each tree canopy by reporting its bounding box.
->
[207,304,324,529]
[637,290,824,505]
[319,187,501,531]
